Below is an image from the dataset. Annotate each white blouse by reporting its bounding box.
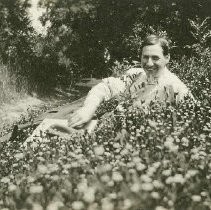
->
[83,67,193,108]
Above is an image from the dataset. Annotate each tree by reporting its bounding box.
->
[0,0,35,64]
[38,0,211,80]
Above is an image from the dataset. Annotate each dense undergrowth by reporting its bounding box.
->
[0,1,211,209]
[0,50,211,210]
[0,63,28,106]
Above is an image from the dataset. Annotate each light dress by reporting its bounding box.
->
[84,67,192,108]
[25,67,192,145]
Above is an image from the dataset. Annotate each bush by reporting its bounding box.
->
[0,1,211,209]
[0,47,211,209]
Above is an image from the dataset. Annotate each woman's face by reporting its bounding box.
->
[141,44,170,76]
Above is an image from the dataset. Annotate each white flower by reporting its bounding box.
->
[113,143,121,149]
[120,149,128,156]
[164,137,178,152]
[191,147,199,154]
[185,170,198,179]
[151,192,160,199]
[140,174,152,183]
[165,176,173,184]
[203,201,211,207]
[147,166,157,176]
[77,181,88,193]
[94,146,104,156]
[116,104,125,112]
[129,168,136,174]
[162,169,171,176]
[37,164,48,174]
[32,203,43,210]
[199,151,206,157]
[72,201,84,210]
[142,183,154,191]
[47,164,59,173]
[29,185,43,194]
[133,157,141,163]
[8,184,17,192]
[168,200,174,207]
[181,137,189,147]
[153,162,161,168]
[69,161,78,168]
[31,141,39,149]
[101,175,110,183]
[123,199,132,209]
[107,181,114,187]
[103,164,112,171]
[200,191,208,197]
[108,193,117,199]
[83,187,95,203]
[191,195,201,202]
[153,180,164,189]
[112,172,123,182]
[173,174,185,184]
[155,206,168,210]
[148,119,157,128]
[27,176,35,183]
[1,177,10,184]
[101,198,114,210]
[14,153,24,160]
[166,174,185,185]
[165,136,174,143]
[136,163,146,171]
[62,164,71,172]
[127,162,135,168]
[51,175,59,181]
[46,201,64,210]
[125,143,132,150]
[130,183,140,193]
[12,163,18,168]
[37,156,45,162]
[163,160,170,168]
[191,153,200,160]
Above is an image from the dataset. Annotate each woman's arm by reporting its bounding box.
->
[68,68,145,128]
[68,77,126,128]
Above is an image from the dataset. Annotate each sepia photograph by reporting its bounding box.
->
[0,0,211,209]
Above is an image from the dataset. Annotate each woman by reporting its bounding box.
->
[26,35,193,141]
[68,35,193,130]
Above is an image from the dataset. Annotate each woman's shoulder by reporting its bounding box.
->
[162,70,193,102]
[163,69,187,89]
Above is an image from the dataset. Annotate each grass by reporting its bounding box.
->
[0,63,29,106]
[0,54,211,210]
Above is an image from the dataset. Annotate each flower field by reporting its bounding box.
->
[0,56,211,210]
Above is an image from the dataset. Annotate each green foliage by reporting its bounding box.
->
[1,0,211,94]
[0,1,211,209]
[0,0,46,94]
[0,45,211,209]
[0,0,33,60]
[0,63,28,106]
[36,0,211,80]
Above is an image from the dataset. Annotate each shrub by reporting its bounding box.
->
[0,49,211,209]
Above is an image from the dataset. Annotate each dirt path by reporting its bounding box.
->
[0,78,101,137]
[0,96,43,126]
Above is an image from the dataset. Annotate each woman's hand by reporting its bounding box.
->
[48,124,73,134]
[68,107,96,128]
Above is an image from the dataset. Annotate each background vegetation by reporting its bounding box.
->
[0,1,211,209]
[0,0,211,98]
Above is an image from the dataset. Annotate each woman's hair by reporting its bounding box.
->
[142,35,170,56]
